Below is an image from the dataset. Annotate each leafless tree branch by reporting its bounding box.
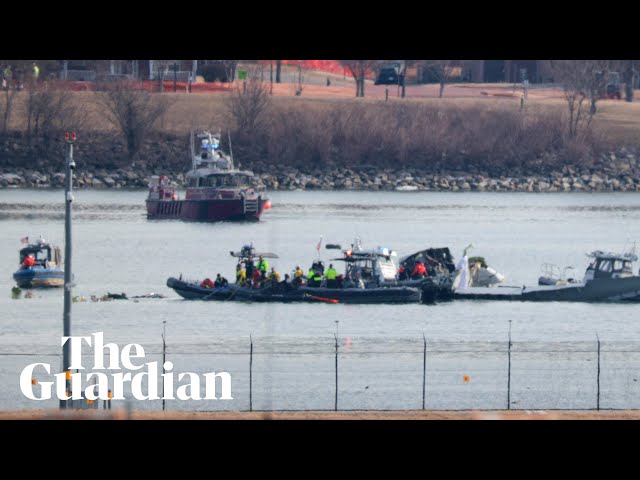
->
[98,80,174,160]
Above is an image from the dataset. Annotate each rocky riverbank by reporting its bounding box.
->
[2,147,640,193]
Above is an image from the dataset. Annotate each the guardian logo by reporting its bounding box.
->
[20,332,233,401]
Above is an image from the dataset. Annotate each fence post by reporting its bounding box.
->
[597,333,601,411]
[334,334,339,412]
[161,321,166,412]
[422,334,427,410]
[507,320,512,410]
[249,335,253,412]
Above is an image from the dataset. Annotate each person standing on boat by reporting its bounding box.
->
[307,266,319,287]
[280,274,293,290]
[455,255,470,290]
[245,256,255,280]
[268,267,281,284]
[411,261,427,279]
[22,254,35,269]
[325,263,338,288]
[236,263,246,285]
[251,268,263,289]
[257,256,269,278]
[398,265,408,281]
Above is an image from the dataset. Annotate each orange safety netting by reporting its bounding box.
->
[258,60,351,76]
[61,80,233,93]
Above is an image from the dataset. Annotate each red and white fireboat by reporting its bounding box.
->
[146,131,271,222]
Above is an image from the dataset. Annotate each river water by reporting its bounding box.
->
[2,189,640,411]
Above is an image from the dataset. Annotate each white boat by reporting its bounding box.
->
[453,250,640,302]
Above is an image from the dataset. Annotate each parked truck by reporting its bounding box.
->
[375,62,405,86]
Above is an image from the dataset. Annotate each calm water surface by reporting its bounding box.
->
[1,189,640,410]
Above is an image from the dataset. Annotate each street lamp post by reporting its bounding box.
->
[61,131,76,409]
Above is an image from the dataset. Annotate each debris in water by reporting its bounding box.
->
[11,287,22,299]
[106,292,128,300]
[131,293,166,299]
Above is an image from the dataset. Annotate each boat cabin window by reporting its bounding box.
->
[201,175,230,187]
[377,256,399,281]
[20,248,50,264]
[593,258,634,278]
[594,259,614,278]
[347,260,374,280]
[599,260,612,272]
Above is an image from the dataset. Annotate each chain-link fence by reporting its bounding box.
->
[3,334,640,411]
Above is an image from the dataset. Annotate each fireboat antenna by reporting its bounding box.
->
[227,130,234,167]
[190,130,195,170]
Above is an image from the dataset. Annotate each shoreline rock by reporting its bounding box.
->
[3,168,640,192]
[2,146,640,193]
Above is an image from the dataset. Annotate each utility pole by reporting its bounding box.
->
[61,131,76,409]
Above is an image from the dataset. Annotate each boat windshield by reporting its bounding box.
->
[594,258,633,278]
[200,174,250,188]
[20,247,50,264]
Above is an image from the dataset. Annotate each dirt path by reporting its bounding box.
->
[2,409,639,420]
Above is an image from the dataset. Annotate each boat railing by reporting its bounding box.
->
[244,197,259,214]
[540,263,562,280]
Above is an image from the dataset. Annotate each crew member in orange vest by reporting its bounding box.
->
[22,255,35,269]
[411,261,427,279]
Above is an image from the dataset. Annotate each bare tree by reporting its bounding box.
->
[222,60,238,82]
[226,68,271,134]
[400,60,416,98]
[615,60,639,102]
[421,60,460,98]
[0,86,18,135]
[545,60,610,138]
[24,81,88,144]
[98,80,174,160]
[292,61,307,96]
[341,60,378,97]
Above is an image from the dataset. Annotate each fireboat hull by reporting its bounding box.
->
[146,197,268,222]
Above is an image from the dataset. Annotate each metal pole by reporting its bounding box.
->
[597,333,601,411]
[162,321,166,411]
[507,320,512,410]
[249,335,253,412]
[334,333,339,411]
[422,334,427,410]
[61,132,75,409]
